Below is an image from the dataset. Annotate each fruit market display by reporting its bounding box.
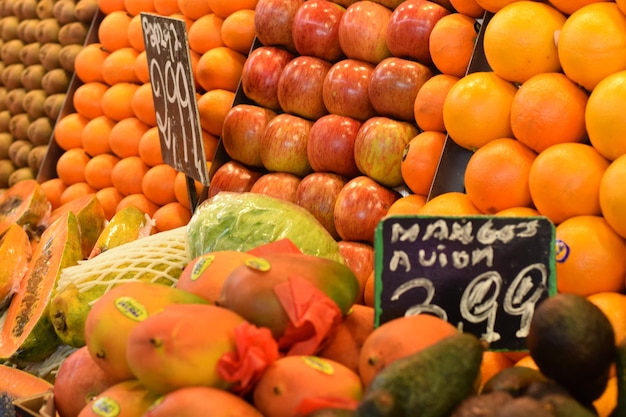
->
[1,0,626,416]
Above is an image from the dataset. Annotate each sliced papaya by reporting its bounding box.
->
[0,211,83,362]
[49,194,107,259]
[0,364,52,398]
[0,224,32,308]
[0,179,50,237]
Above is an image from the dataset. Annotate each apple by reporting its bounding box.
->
[322,58,378,122]
[249,172,302,202]
[208,160,263,198]
[386,0,451,65]
[295,172,348,239]
[260,113,314,177]
[254,0,305,52]
[338,1,392,65]
[221,104,277,168]
[368,56,434,121]
[277,55,332,121]
[307,114,361,178]
[353,116,419,188]
[334,175,401,243]
[241,46,295,110]
[292,0,346,62]
[338,240,374,299]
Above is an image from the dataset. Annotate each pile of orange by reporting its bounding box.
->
[39,0,258,232]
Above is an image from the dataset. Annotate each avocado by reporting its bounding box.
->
[305,408,356,417]
[527,293,615,405]
[610,337,626,417]
[493,397,553,417]
[449,391,514,417]
[539,393,597,417]
[355,332,484,417]
[481,366,548,397]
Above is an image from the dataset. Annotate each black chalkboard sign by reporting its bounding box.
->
[141,13,209,187]
[374,215,556,351]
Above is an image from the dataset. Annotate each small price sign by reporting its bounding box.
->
[374,215,556,350]
[141,13,209,187]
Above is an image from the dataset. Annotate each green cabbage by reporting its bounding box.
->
[186,192,343,263]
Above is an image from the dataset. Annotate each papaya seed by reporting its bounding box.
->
[150,337,163,348]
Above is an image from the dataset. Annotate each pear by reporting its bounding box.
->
[75,0,99,23]
[20,64,46,91]
[35,18,60,44]
[0,16,19,41]
[0,132,12,159]
[8,166,35,186]
[19,41,41,66]
[27,116,53,146]
[0,159,15,188]
[1,38,24,65]
[22,89,48,120]
[5,87,26,114]
[59,44,82,72]
[42,68,70,95]
[36,0,55,19]
[53,0,78,25]
[39,42,62,71]
[58,21,89,46]
[9,113,32,142]
[43,93,66,120]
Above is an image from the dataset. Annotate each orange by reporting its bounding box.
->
[449,0,485,17]
[585,70,626,161]
[358,314,459,387]
[197,88,235,136]
[74,43,110,84]
[138,127,165,167]
[109,117,150,158]
[400,131,446,196]
[385,193,428,216]
[514,354,539,370]
[221,9,256,55]
[202,130,219,161]
[480,351,515,389]
[152,201,191,232]
[594,376,618,417]
[555,215,626,296]
[127,14,145,52]
[141,163,178,206]
[418,191,482,216]
[188,13,225,55]
[102,47,141,86]
[111,156,150,196]
[528,143,610,225]
[588,292,626,345]
[557,3,626,92]
[101,82,140,122]
[124,0,155,16]
[98,0,125,14]
[98,10,132,52]
[154,0,180,15]
[599,154,626,239]
[464,138,537,214]
[131,82,157,127]
[548,0,612,15]
[363,270,374,308]
[511,72,588,153]
[134,51,150,84]
[57,148,91,186]
[96,186,124,221]
[59,182,97,206]
[206,0,257,18]
[483,2,566,84]
[413,74,459,132]
[474,0,525,13]
[178,0,212,20]
[429,13,477,78]
[442,71,518,151]
[495,206,541,217]
[73,82,108,120]
[40,178,67,211]
[82,115,115,157]
[54,113,90,151]
[174,170,204,209]
[115,193,159,217]
[619,0,626,15]
[84,153,120,190]
[195,47,246,92]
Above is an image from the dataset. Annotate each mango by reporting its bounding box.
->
[77,380,159,417]
[87,205,152,259]
[84,281,208,382]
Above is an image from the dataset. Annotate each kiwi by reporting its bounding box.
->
[20,64,46,91]
[75,0,99,23]
[0,16,19,42]
[0,38,24,65]
[8,139,33,167]
[1,63,25,90]
[27,144,48,173]
[0,131,12,159]
[19,41,42,66]
[8,166,35,186]
[36,0,55,19]
[17,19,39,44]
[59,44,83,72]
[35,18,60,44]
[22,89,48,120]
[39,42,63,71]
[13,0,38,20]
[53,0,78,25]
[0,110,11,132]
[0,87,7,112]
[0,159,15,188]
[9,113,32,141]
[27,116,53,146]
[5,87,26,114]
[42,69,71,95]
[43,93,67,120]
[58,21,89,46]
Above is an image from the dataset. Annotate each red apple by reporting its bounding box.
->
[338,240,374,297]
[353,116,419,188]
[322,58,378,122]
[334,175,401,243]
[295,172,348,239]
[250,172,302,202]
[254,0,305,52]
[241,46,295,110]
[260,113,314,177]
[277,55,332,120]
[208,160,263,198]
[368,57,434,121]
[338,1,392,65]
[221,104,277,168]
[307,114,361,178]
[292,0,346,62]
[386,0,451,65]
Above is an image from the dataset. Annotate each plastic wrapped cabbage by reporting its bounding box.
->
[186,192,344,263]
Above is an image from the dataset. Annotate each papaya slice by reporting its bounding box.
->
[49,194,107,259]
[0,364,52,398]
[0,224,32,308]
[0,211,83,362]
[0,179,51,237]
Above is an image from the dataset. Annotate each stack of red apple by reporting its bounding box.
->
[208,0,454,288]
